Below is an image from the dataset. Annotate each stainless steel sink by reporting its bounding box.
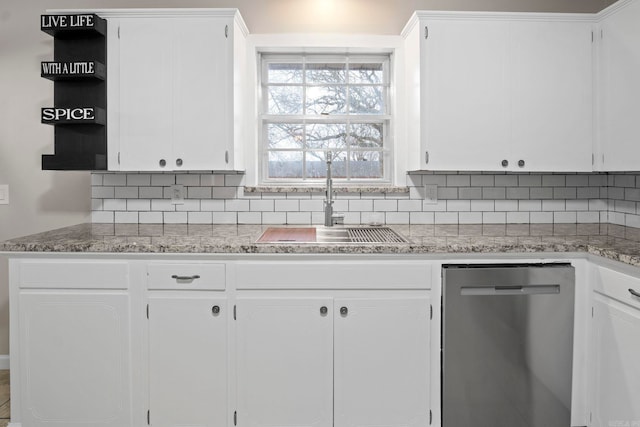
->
[257,226,409,244]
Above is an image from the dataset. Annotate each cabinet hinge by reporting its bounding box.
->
[225,25,229,38]
[147,409,150,425]
[425,25,428,39]
[425,151,429,165]
[233,305,236,320]
[146,304,149,319]
[429,409,432,424]
[234,411,237,426]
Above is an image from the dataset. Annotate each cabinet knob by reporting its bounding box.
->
[212,305,220,316]
[501,159,508,167]
[340,306,348,317]
[518,159,525,167]
[159,159,166,167]
[320,306,328,316]
[176,158,183,167]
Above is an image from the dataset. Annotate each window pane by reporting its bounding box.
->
[348,62,384,84]
[268,151,303,179]
[267,63,303,84]
[305,63,346,84]
[306,123,347,150]
[267,124,304,149]
[306,151,347,179]
[306,86,346,115]
[349,86,385,114]
[350,151,383,178]
[349,123,383,149]
[268,86,303,114]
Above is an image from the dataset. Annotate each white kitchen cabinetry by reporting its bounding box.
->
[236,298,334,427]
[403,13,593,172]
[13,260,132,427]
[596,0,640,171]
[106,10,247,171]
[236,296,430,427]
[146,262,228,427]
[148,296,228,427]
[589,264,640,426]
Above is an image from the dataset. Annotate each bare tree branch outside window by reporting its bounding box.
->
[261,54,390,182]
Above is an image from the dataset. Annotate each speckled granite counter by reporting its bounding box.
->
[2,223,640,267]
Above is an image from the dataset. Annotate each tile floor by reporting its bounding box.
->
[0,370,9,427]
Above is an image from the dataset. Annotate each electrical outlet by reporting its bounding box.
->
[0,185,8,205]
[170,184,184,204]
[424,184,438,204]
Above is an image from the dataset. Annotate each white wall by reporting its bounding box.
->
[0,0,615,356]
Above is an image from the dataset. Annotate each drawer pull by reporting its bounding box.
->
[171,275,201,281]
[629,288,640,298]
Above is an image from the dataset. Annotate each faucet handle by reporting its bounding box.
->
[332,213,345,225]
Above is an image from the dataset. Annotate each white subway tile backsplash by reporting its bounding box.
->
[104,199,127,211]
[188,212,213,224]
[287,212,311,224]
[408,211,434,225]
[164,212,188,224]
[151,174,175,186]
[349,199,373,212]
[115,211,139,224]
[139,212,163,224]
[91,172,638,229]
[299,200,323,212]
[373,200,398,212]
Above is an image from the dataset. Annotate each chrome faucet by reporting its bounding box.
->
[324,151,344,227]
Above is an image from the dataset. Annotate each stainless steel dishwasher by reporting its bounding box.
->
[442,263,575,427]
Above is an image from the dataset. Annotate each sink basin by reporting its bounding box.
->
[256,226,409,244]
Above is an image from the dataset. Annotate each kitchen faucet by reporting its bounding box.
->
[324,151,344,227]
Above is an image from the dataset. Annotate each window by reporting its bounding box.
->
[260,53,391,184]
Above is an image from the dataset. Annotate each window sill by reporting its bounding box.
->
[244,185,409,194]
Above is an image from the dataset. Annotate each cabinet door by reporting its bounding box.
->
[422,19,509,170]
[148,296,227,427]
[19,291,131,427]
[236,298,333,427]
[599,0,640,171]
[118,18,173,171]
[173,18,230,171]
[510,20,593,172]
[591,293,640,426]
[334,297,430,427]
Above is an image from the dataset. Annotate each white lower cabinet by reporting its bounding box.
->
[334,298,430,427]
[18,291,132,427]
[236,296,431,427]
[589,265,640,426]
[147,296,228,427]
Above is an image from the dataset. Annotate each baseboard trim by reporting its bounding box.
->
[0,354,9,370]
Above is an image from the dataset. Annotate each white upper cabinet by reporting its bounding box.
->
[596,0,640,171]
[403,13,594,172]
[106,10,247,171]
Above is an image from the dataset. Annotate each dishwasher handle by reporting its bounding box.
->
[461,284,561,296]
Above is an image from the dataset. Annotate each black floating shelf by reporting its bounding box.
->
[41,14,106,38]
[42,153,107,171]
[41,107,106,125]
[41,61,106,81]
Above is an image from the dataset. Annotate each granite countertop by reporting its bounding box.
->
[2,222,640,267]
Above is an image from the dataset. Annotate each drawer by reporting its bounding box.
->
[236,260,431,290]
[594,266,640,310]
[19,260,129,289]
[148,263,226,290]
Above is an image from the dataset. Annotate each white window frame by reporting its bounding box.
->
[258,52,393,186]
